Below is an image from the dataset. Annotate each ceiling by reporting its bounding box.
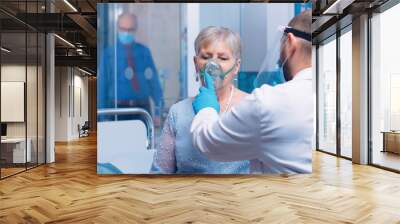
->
[0,0,99,73]
[312,0,391,44]
[1,0,321,74]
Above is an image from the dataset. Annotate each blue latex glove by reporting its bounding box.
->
[192,72,220,114]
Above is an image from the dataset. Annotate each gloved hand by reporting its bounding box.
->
[192,72,220,114]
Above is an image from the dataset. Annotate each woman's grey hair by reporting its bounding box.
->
[194,26,241,60]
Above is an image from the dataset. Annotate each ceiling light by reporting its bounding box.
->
[1,47,11,53]
[63,0,78,12]
[322,0,355,15]
[54,34,75,48]
[78,67,93,76]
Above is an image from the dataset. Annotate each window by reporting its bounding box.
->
[339,28,352,158]
[370,3,400,171]
[317,36,337,155]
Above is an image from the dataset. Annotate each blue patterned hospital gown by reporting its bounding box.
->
[150,98,250,174]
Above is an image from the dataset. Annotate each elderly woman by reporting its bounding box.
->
[150,26,249,174]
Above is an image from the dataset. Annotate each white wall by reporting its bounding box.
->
[1,65,38,138]
[55,67,68,141]
[72,73,89,138]
[55,67,89,141]
[240,4,267,72]
[243,4,294,72]
[1,65,26,139]
[186,3,200,97]
[1,64,46,164]
[200,4,240,33]
[46,4,56,163]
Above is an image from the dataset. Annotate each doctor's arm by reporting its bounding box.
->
[190,95,262,162]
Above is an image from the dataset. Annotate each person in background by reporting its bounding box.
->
[98,12,163,126]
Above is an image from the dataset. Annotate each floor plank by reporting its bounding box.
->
[1,135,400,223]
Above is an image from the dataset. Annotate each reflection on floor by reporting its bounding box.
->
[373,150,400,171]
[0,162,43,178]
[0,135,400,223]
[341,148,352,158]
[0,167,25,177]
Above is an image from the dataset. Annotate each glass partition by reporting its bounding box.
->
[0,0,46,179]
[1,29,28,177]
[27,30,38,169]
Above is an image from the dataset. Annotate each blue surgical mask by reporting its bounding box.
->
[277,57,289,82]
[118,32,135,45]
[273,68,286,85]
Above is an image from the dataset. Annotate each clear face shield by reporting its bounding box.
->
[253,25,311,88]
[253,26,286,88]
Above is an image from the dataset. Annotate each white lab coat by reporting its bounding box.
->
[190,68,314,174]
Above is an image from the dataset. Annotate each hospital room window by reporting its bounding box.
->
[317,35,337,155]
[96,3,309,174]
[370,2,400,171]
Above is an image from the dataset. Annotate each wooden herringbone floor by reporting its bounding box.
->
[1,135,400,224]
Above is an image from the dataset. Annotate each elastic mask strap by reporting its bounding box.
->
[220,62,237,79]
[284,27,311,42]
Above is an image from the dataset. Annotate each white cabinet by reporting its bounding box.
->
[1,138,31,163]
